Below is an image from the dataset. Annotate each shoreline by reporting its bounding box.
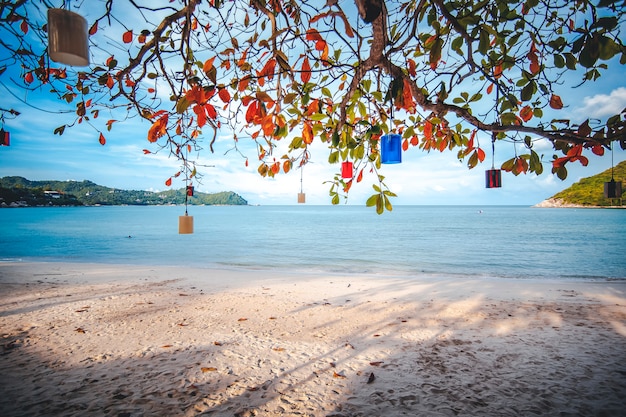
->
[1,262,626,416]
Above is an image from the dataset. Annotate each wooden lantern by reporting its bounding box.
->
[297,192,306,204]
[341,161,353,179]
[604,179,622,199]
[179,214,194,234]
[485,169,502,188]
[381,133,402,164]
[0,129,9,146]
[48,8,89,67]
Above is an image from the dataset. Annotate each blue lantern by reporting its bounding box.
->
[381,133,402,164]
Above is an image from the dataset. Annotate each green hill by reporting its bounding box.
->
[0,177,247,207]
[536,160,625,208]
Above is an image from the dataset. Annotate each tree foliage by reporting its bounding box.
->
[1,0,625,212]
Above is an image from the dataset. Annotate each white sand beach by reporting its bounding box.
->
[1,262,625,416]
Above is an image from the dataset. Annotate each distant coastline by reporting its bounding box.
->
[0,176,248,208]
[533,198,624,209]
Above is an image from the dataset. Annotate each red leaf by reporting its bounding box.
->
[106,74,114,89]
[143,149,151,154]
[301,57,311,84]
[24,72,34,84]
[20,19,28,34]
[165,178,172,187]
[591,144,605,156]
[89,21,98,36]
[205,103,217,119]
[98,133,106,145]
[122,30,133,44]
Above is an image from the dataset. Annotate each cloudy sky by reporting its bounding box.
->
[0,4,624,207]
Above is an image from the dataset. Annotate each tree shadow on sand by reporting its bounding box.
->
[1,277,626,416]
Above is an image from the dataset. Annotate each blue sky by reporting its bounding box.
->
[1,4,624,206]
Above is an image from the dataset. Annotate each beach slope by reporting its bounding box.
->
[1,262,625,416]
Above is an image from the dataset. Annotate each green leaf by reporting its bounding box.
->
[366,194,378,207]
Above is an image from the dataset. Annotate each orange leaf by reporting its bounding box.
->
[407,59,417,77]
[520,106,533,122]
[106,74,114,89]
[203,57,216,73]
[218,88,230,103]
[148,114,168,143]
[356,169,363,183]
[89,21,98,36]
[122,30,133,44]
[486,83,494,95]
[148,88,155,93]
[549,94,563,110]
[301,57,311,84]
[245,101,258,124]
[24,72,33,84]
[238,76,250,92]
[99,133,106,145]
[143,149,151,154]
[165,178,172,187]
[424,120,433,140]
[477,147,485,162]
[302,122,313,145]
[402,139,409,151]
[201,367,217,373]
[138,34,146,44]
[283,160,291,173]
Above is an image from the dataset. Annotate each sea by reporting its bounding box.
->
[1,205,625,281]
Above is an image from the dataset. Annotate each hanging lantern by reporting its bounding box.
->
[485,169,502,188]
[604,179,622,199]
[0,129,9,146]
[381,133,402,164]
[179,213,194,234]
[186,185,194,197]
[341,161,353,179]
[297,192,306,204]
[47,8,89,67]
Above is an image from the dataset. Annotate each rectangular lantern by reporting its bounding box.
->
[381,133,402,164]
[179,214,194,234]
[341,161,353,179]
[186,185,194,196]
[297,192,306,204]
[485,169,502,188]
[0,129,9,146]
[604,179,623,199]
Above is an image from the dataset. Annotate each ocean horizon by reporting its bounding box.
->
[1,205,625,281]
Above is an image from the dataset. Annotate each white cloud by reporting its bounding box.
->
[574,87,626,119]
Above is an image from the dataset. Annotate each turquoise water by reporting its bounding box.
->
[1,205,625,280]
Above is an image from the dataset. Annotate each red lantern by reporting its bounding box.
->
[485,169,502,188]
[186,185,194,196]
[0,129,9,146]
[341,161,353,179]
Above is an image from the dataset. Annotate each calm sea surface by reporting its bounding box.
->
[1,205,625,281]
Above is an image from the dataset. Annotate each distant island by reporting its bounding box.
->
[0,176,248,207]
[535,160,625,208]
